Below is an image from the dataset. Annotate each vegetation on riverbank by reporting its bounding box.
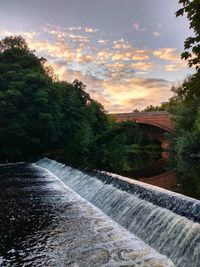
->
[0,35,159,170]
[0,0,199,170]
[169,0,200,156]
[146,0,200,157]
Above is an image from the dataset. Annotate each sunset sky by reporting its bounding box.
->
[0,0,194,112]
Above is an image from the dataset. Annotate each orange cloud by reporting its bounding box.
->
[85,27,98,33]
[164,62,187,72]
[0,25,187,112]
[131,62,154,71]
[29,40,74,61]
[112,39,132,50]
[153,48,180,61]
[51,61,173,112]
[76,54,94,63]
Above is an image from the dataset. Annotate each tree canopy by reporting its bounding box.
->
[176,0,200,70]
[167,0,200,156]
[0,35,109,163]
[0,35,164,170]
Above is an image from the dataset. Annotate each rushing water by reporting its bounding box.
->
[37,158,200,267]
[0,162,174,266]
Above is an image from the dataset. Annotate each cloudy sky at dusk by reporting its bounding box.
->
[0,0,194,112]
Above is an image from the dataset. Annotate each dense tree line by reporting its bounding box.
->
[142,1,200,157]
[0,35,157,170]
[0,36,108,164]
[167,0,200,156]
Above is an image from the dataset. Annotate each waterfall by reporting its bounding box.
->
[37,158,200,267]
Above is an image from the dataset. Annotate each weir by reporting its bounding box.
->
[0,162,173,266]
[37,158,200,267]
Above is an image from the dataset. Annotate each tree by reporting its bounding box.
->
[0,36,109,163]
[89,121,158,171]
[167,1,200,156]
[0,35,29,52]
[0,37,59,159]
[142,102,170,112]
[176,0,200,70]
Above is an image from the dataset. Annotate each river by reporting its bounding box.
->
[115,154,200,200]
[1,157,200,266]
[0,162,173,266]
[37,158,200,267]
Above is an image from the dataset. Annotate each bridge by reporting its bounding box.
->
[109,111,174,154]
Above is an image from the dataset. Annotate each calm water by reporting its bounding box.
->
[116,154,200,200]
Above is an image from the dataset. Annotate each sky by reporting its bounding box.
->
[0,0,194,112]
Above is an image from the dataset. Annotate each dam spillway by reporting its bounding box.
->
[0,162,174,266]
[37,158,200,267]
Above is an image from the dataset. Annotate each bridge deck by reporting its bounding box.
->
[109,111,174,132]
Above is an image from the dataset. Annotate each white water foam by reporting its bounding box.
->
[37,158,200,267]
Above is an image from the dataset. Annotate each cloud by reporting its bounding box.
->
[68,27,82,31]
[112,52,132,61]
[131,62,154,71]
[132,22,146,32]
[164,62,187,72]
[97,50,113,62]
[0,24,187,112]
[76,54,94,63]
[85,27,98,33]
[111,50,150,61]
[112,39,132,50]
[132,50,150,60]
[28,40,74,61]
[98,39,108,45]
[153,48,180,61]
[153,31,161,37]
[153,48,188,71]
[67,33,90,43]
[100,77,172,112]
[43,24,90,43]
[51,60,173,112]
[0,30,39,39]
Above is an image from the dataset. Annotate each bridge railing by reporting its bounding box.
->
[109,111,170,118]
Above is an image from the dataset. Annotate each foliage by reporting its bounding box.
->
[142,102,170,112]
[167,1,200,156]
[168,70,200,155]
[176,0,200,70]
[89,121,160,171]
[0,35,109,163]
[0,35,163,171]
[172,158,200,199]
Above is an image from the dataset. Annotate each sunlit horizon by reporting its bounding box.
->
[0,0,194,112]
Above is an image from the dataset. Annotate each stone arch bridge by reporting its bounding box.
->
[109,111,174,153]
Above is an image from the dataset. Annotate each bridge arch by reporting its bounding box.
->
[109,111,174,133]
[109,111,174,157]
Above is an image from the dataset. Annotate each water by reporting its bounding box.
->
[37,158,200,267]
[0,162,173,266]
[115,155,200,200]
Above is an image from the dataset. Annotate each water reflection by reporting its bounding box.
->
[172,158,200,200]
[116,154,200,200]
[139,170,176,191]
